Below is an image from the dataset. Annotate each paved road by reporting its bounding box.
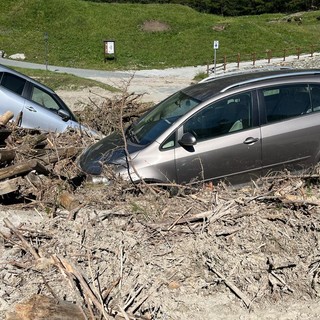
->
[1,54,318,103]
[0,57,207,102]
[0,56,147,78]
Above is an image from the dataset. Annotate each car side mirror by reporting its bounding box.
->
[178,132,197,147]
[58,109,71,121]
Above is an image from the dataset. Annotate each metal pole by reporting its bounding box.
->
[214,48,217,76]
[44,32,48,71]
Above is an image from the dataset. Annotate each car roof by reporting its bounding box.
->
[183,68,320,102]
[0,64,56,94]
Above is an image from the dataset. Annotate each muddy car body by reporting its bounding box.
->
[79,69,320,185]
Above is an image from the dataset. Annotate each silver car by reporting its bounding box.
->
[79,69,320,185]
[0,64,84,132]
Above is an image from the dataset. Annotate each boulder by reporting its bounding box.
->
[9,53,26,60]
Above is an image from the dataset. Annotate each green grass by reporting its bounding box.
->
[1,0,320,70]
[12,67,118,92]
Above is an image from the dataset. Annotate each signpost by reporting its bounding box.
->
[213,40,219,76]
[104,40,116,61]
[44,32,49,71]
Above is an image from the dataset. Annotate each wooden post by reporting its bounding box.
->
[267,50,272,63]
[311,45,314,57]
[297,47,301,59]
[237,53,240,68]
[252,52,256,66]
[223,55,227,71]
[283,49,287,61]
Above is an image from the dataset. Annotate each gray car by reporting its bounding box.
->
[79,69,320,185]
[0,64,85,132]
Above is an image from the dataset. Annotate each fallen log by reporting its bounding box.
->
[38,146,82,165]
[0,159,50,181]
[0,177,22,195]
[0,110,14,125]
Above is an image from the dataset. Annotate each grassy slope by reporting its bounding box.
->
[13,67,118,91]
[1,0,320,70]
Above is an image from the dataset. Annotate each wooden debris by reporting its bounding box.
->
[0,128,12,147]
[0,176,22,195]
[3,218,40,259]
[37,146,81,164]
[6,294,86,320]
[206,259,252,308]
[59,191,81,211]
[0,110,14,125]
[0,111,91,206]
[0,159,49,180]
[0,149,15,164]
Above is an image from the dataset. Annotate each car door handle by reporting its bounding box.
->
[25,106,37,112]
[243,137,259,145]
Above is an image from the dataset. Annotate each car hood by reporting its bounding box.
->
[78,132,142,175]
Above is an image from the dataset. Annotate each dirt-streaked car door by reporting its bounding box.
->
[174,92,262,184]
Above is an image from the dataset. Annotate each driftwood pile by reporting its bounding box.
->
[75,92,151,136]
[0,111,95,212]
[0,92,149,210]
[2,170,320,319]
[3,93,320,318]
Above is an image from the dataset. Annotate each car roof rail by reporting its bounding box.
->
[220,69,320,92]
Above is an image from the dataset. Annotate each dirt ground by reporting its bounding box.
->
[3,176,320,320]
[3,59,320,319]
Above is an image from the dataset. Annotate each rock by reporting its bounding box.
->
[8,53,26,60]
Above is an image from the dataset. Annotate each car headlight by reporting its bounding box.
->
[87,175,111,185]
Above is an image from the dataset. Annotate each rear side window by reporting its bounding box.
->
[0,72,26,96]
[262,84,311,123]
[310,85,320,112]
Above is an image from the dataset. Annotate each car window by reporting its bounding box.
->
[31,86,61,111]
[310,85,320,112]
[183,92,253,141]
[262,84,311,123]
[161,132,176,150]
[128,90,201,145]
[0,72,26,95]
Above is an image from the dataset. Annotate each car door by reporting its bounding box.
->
[259,84,320,174]
[174,92,262,184]
[21,83,73,132]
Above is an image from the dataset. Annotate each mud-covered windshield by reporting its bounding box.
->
[127,91,200,145]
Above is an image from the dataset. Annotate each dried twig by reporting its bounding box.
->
[3,218,40,259]
[206,259,252,308]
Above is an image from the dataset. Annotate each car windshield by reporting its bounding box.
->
[127,91,200,145]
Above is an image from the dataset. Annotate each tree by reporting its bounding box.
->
[83,0,320,15]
